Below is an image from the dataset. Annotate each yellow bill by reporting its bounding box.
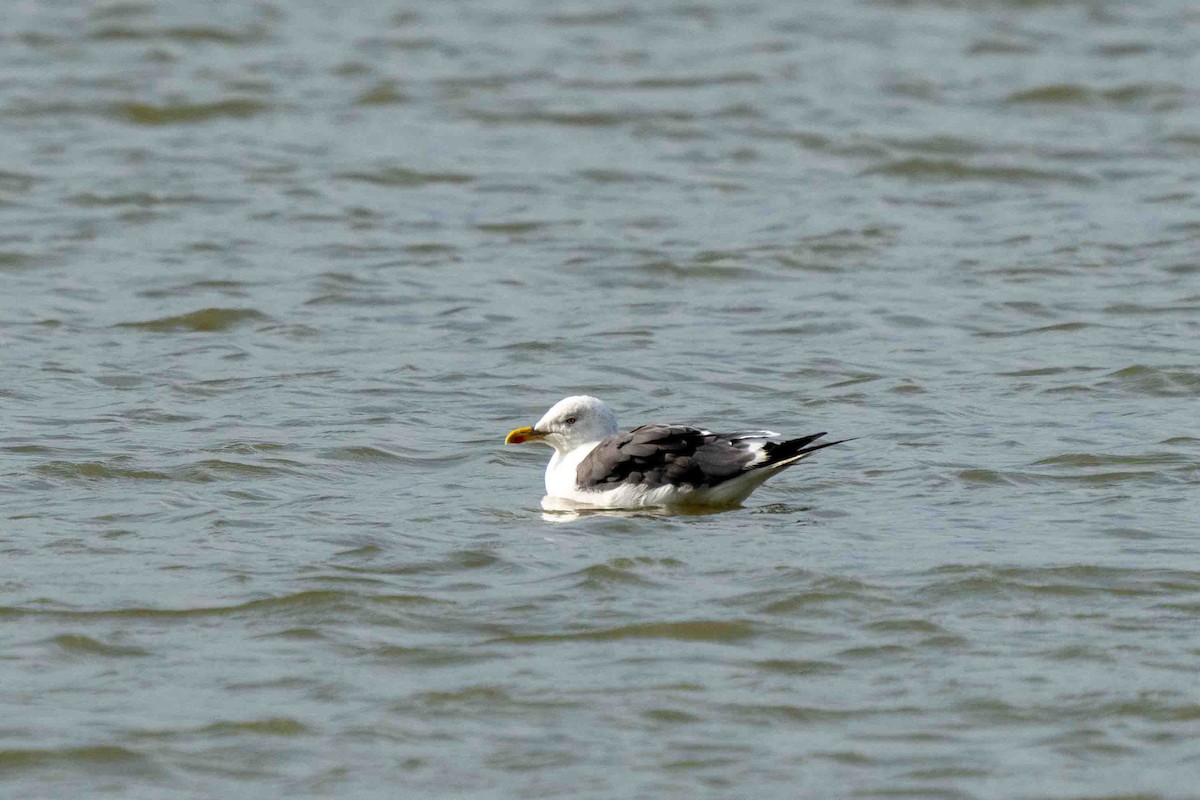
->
[505,425,545,445]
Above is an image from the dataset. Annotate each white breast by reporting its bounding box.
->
[544,442,601,498]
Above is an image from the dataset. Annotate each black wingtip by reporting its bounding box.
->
[763,434,854,466]
[800,437,855,454]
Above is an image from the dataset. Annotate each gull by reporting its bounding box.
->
[504,395,847,509]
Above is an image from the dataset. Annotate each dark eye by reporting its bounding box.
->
[564,416,577,425]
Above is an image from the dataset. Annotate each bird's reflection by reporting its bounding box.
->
[538,494,740,522]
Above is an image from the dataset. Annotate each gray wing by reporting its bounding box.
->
[576,424,762,490]
[576,425,840,491]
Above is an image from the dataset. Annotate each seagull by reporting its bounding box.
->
[504,395,848,509]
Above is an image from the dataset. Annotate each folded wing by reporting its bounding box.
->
[576,424,835,491]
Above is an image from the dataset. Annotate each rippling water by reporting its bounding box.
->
[3,1,1199,797]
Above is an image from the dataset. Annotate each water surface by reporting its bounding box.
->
[3,1,1199,798]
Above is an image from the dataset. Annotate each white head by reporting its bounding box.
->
[504,395,619,454]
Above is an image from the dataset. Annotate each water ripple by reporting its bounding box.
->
[112,99,273,125]
[116,308,269,333]
[494,620,756,644]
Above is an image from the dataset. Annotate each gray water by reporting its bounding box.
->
[3,1,1200,798]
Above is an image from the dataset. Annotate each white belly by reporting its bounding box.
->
[543,444,794,509]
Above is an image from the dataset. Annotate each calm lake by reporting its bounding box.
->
[2,1,1199,798]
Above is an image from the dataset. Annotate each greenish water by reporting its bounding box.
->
[3,1,1199,798]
